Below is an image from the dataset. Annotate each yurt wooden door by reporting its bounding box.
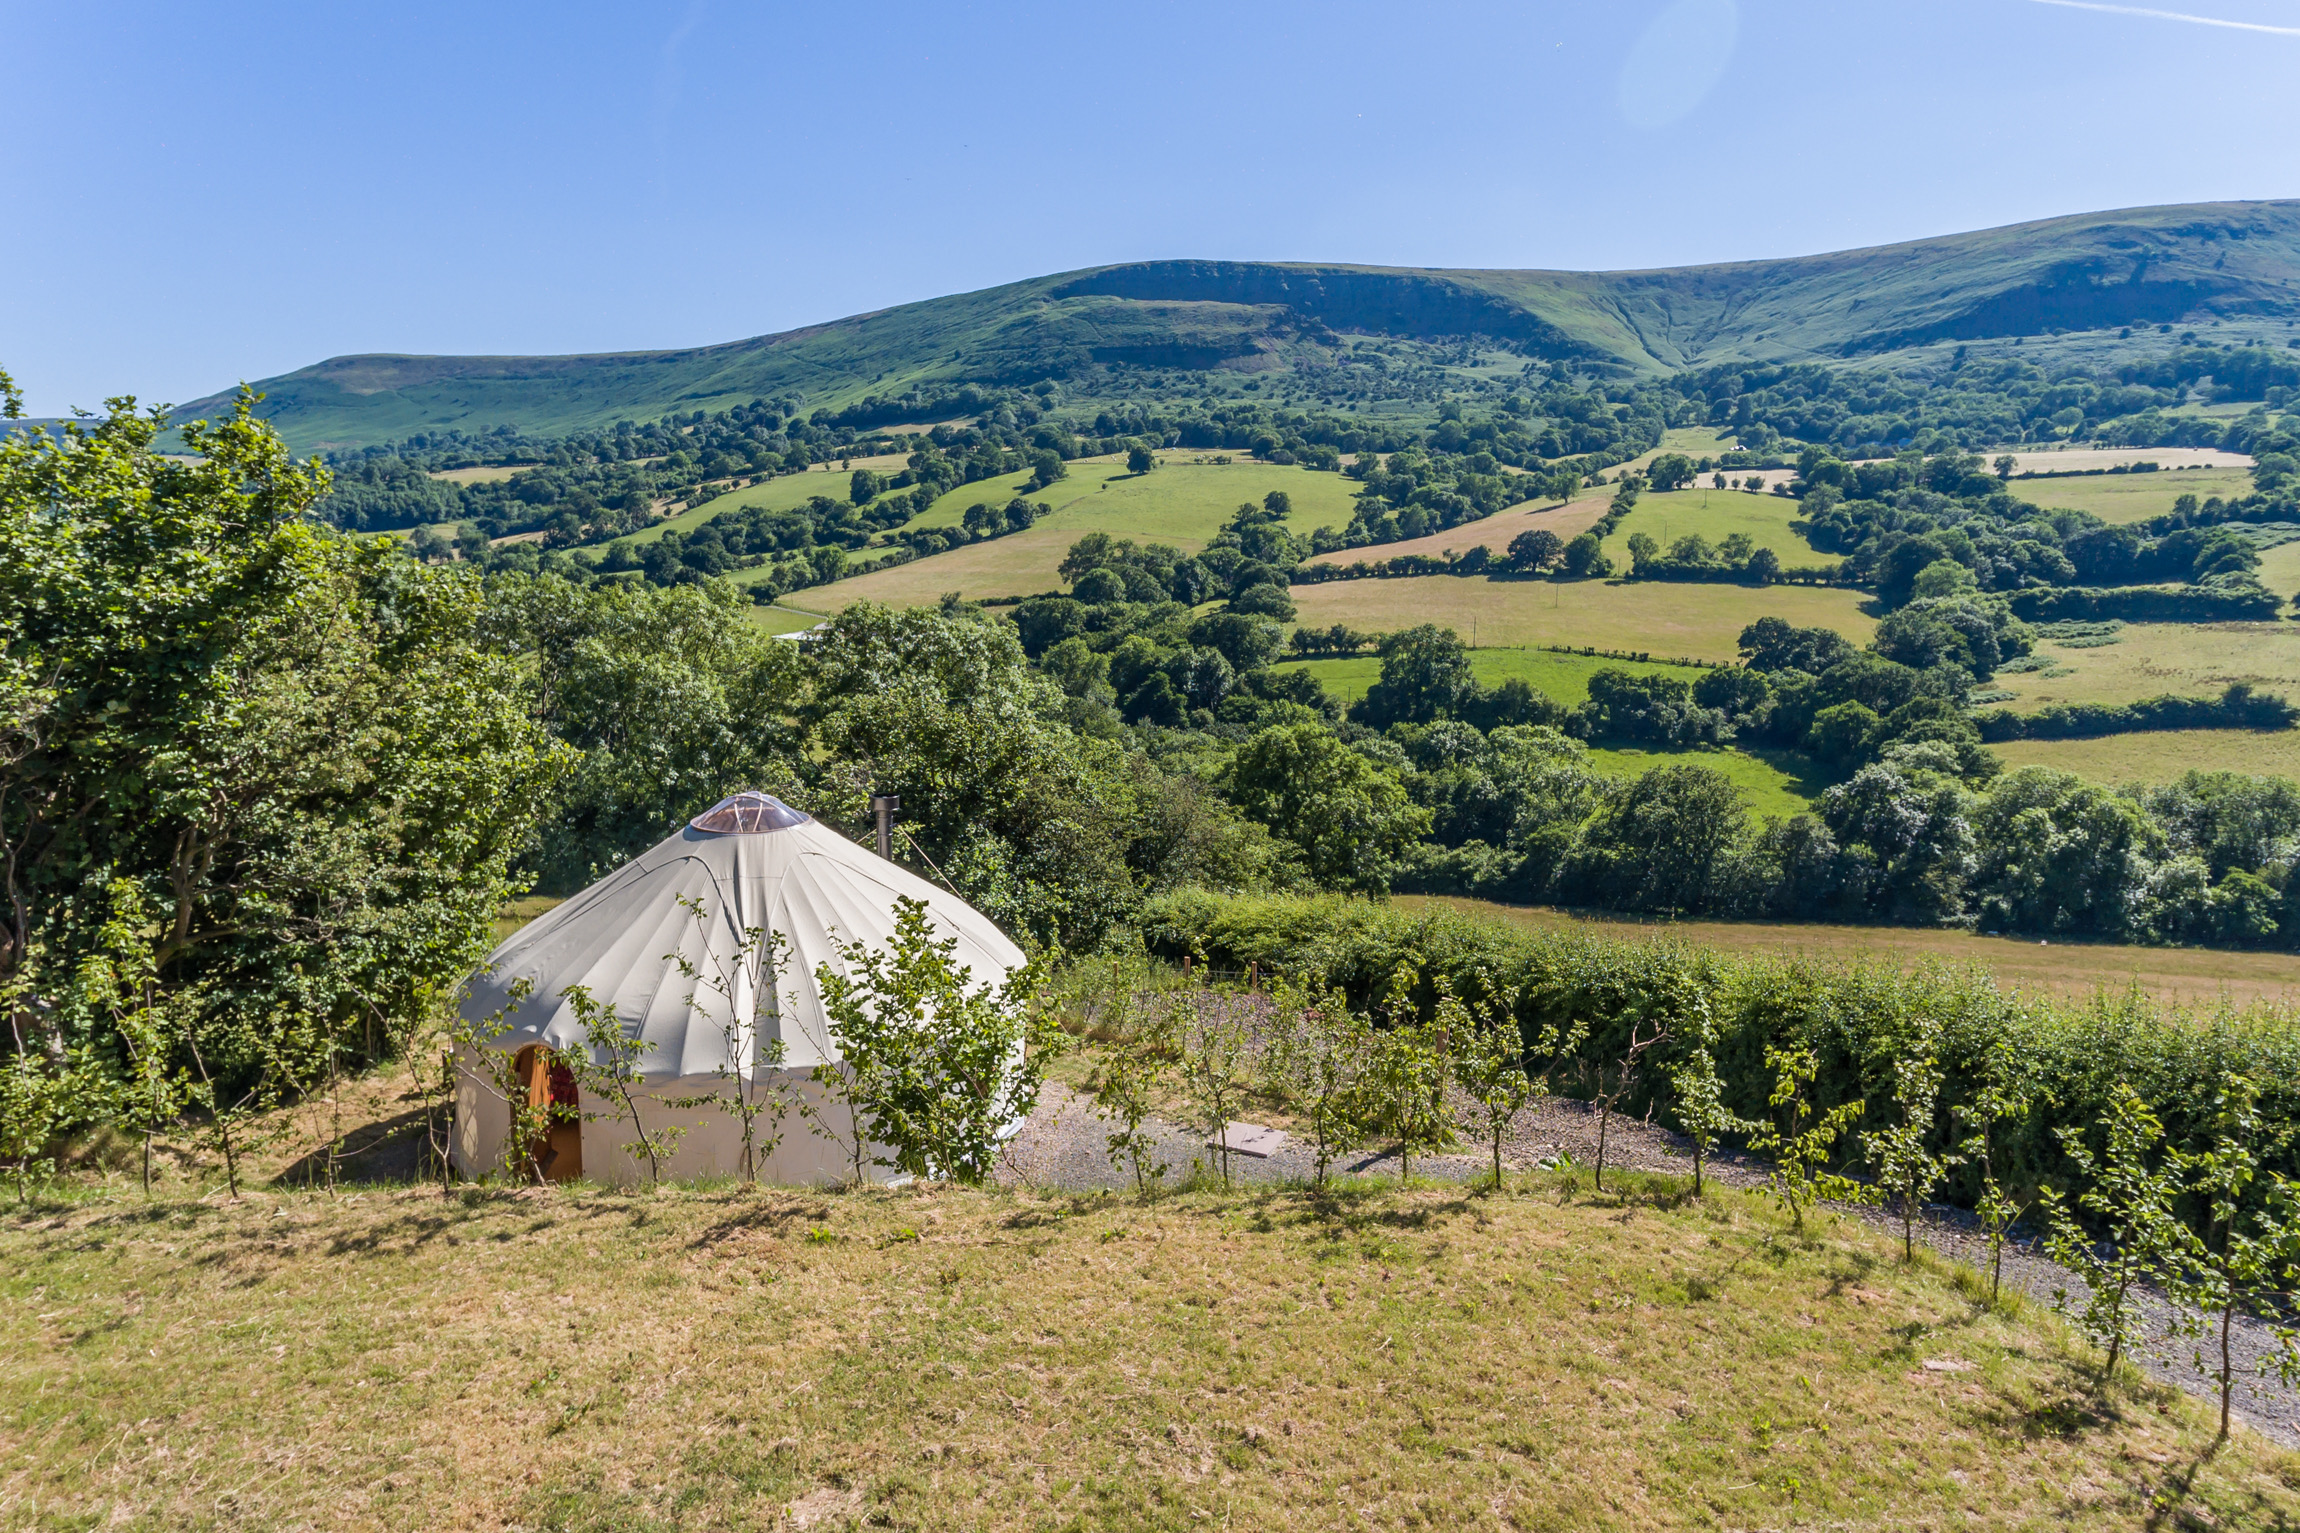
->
[514,1045,584,1182]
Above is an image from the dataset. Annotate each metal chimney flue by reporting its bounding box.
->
[869,794,901,860]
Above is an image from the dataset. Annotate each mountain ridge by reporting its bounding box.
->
[180,199,2300,452]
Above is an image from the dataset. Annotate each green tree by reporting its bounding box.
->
[1951,1044,2033,1305]
[665,899,797,1182]
[1357,624,1477,725]
[1443,978,1529,1191]
[1748,1045,1867,1232]
[1862,1035,1960,1261]
[1667,1004,1758,1196]
[1283,984,1374,1187]
[1126,443,1156,475]
[1224,723,1430,893]
[1177,1003,1251,1190]
[1369,970,1452,1182]
[814,896,1057,1187]
[1561,532,1612,578]
[561,982,687,1187]
[2,382,565,1121]
[1572,765,1747,915]
[2163,1075,2300,1438]
[1096,1036,1171,1195]
[804,603,1148,946]
[2039,1083,2185,1379]
[1507,528,1564,572]
[850,468,882,506]
[487,574,804,891]
[1646,453,1696,491]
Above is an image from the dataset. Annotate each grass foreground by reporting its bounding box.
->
[5,1170,2296,1530]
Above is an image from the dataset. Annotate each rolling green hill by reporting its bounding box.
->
[184,200,2300,453]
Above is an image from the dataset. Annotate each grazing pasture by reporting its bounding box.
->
[1578,742,1826,820]
[792,459,1355,609]
[1288,575,1879,661]
[2011,464,2258,525]
[1598,487,1833,569]
[1278,648,1826,817]
[1400,894,2300,1009]
[608,471,848,550]
[1993,728,2300,784]
[1277,645,1708,709]
[1989,620,2300,712]
[742,603,827,635]
[1302,492,1603,569]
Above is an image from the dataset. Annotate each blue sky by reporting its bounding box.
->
[5,0,2298,415]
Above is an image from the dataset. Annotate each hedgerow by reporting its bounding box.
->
[1139,890,2300,1218]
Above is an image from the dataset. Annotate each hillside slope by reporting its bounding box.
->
[185,199,2300,451]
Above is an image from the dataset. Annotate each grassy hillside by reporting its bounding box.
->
[7,1173,2294,1530]
[180,200,2300,452]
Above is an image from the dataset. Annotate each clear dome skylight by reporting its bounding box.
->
[688,791,812,834]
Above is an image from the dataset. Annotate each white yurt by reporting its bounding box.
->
[451,791,1028,1186]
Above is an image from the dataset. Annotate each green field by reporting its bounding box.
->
[1271,649,1825,818]
[1289,574,1879,662]
[2255,538,2300,599]
[1990,620,2300,712]
[605,468,863,550]
[1277,645,1705,708]
[791,459,1360,610]
[1580,742,1825,819]
[2011,465,2257,525]
[1598,487,1832,569]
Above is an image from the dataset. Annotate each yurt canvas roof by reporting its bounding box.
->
[462,792,1026,1077]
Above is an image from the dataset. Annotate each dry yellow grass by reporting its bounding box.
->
[1302,495,1608,569]
[425,465,526,484]
[1289,576,1878,661]
[1992,622,2300,713]
[1398,895,2300,1010]
[1993,729,2300,784]
[6,1172,2292,1530]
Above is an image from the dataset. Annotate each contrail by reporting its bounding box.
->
[2027,0,2300,34]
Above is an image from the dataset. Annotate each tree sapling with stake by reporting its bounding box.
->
[1863,1032,1960,1262]
[1447,975,1532,1192]
[2039,1082,2185,1381]
[562,982,687,1187]
[1950,1044,2032,1305]
[1666,1004,1758,1198]
[665,897,799,1182]
[2163,1074,2300,1439]
[1748,1044,1868,1232]
[1588,1013,1666,1195]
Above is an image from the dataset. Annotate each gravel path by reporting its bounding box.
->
[1002,1080,2300,1447]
